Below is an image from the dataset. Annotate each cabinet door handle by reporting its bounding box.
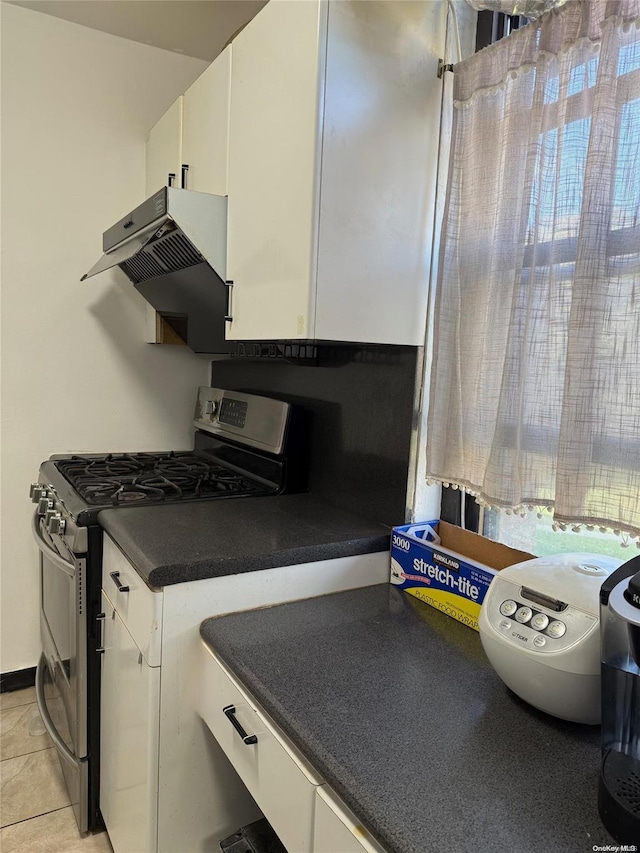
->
[168,173,176,187]
[96,612,106,653]
[223,704,257,745]
[110,571,129,593]
[181,164,189,189]
[224,280,233,322]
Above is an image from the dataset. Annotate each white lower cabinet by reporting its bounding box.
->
[198,644,387,853]
[99,591,160,853]
[198,644,324,853]
[99,534,389,853]
[313,787,385,853]
[99,538,261,853]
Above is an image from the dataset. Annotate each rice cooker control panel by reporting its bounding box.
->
[485,576,597,653]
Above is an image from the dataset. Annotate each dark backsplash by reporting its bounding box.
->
[211,345,419,527]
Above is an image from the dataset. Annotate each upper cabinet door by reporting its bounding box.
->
[225,0,448,346]
[314,1,445,346]
[226,0,328,341]
[182,46,231,196]
[145,96,183,196]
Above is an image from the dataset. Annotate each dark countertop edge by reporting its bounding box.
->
[146,534,391,587]
[199,586,612,853]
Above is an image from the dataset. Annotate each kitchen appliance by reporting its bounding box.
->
[478,552,622,724]
[31,386,306,834]
[598,556,640,844]
[81,187,229,353]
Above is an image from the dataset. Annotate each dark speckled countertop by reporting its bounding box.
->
[98,494,390,587]
[200,584,615,853]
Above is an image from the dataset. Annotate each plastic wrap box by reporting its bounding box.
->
[391,520,534,631]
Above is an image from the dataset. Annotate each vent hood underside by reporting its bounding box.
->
[81,188,229,354]
[135,261,228,355]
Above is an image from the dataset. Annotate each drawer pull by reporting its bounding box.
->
[223,704,257,745]
[96,611,106,653]
[110,571,129,593]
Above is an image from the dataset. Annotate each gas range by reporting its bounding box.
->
[31,386,306,835]
[52,452,266,506]
[32,386,302,549]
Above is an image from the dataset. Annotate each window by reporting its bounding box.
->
[424,3,640,547]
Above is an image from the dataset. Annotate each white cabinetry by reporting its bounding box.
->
[182,46,231,196]
[143,47,231,344]
[226,0,445,345]
[100,591,161,853]
[146,97,183,195]
[198,644,388,853]
[145,47,231,198]
[313,787,385,853]
[99,533,388,853]
[99,536,260,853]
[199,645,323,853]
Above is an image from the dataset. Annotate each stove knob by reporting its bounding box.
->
[38,497,54,516]
[48,514,66,535]
[30,484,47,503]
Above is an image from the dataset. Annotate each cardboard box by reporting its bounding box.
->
[391,520,534,631]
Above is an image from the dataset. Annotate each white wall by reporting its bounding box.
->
[0,4,210,672]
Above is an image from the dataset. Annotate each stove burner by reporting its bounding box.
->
[113,484,167,504]
[84,458,142,478]
[54,452,268,508]
[156,458,211,476]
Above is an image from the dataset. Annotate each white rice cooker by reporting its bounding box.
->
[478,552,623,724]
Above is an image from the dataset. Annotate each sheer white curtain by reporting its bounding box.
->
[426,0,640,538]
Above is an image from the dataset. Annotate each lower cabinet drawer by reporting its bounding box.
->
[198,642,323,853]
[102,534,163,666]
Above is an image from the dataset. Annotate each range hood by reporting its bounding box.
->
[82,187,229,354]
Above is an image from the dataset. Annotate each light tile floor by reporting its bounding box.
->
[0,687,113,853]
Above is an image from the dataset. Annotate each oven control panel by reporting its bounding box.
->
[193,387,290,455]
[29,480,87,553]
[218,398,248,429]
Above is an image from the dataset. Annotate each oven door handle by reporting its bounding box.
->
[31,511,75,578]
[35,654,78,770]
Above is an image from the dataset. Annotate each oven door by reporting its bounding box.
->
[32,510,89,833]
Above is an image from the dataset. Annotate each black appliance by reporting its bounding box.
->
[31,387,305,834]
[599,556,640,844]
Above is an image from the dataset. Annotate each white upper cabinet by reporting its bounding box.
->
[182,46,231,195]
[226,0,327,342]
[226,0,446,345]
[146,97,183,195]
[145,46,231,197]
[144,48,232,343]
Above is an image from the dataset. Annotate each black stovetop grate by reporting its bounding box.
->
[54,452,268,507]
